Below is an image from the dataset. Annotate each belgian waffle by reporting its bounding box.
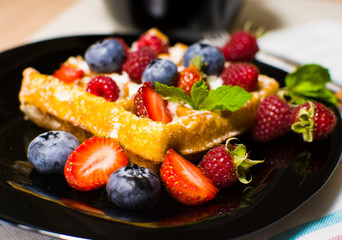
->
[19,63,279,172]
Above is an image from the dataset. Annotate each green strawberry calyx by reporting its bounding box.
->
[291,101,315,142]
[225,138,264,184]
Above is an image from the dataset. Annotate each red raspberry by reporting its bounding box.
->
[135,34,169,54]
[290,101,337,142]
[220,62,259,92]
[177,65,202,95]
[86,75,120,102]
[222,31,259,62]
[252,95,293,142]
[122,47,157,83]
[199,144,237,188]
[199,139,262,188]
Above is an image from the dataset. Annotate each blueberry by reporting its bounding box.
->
[106,164,161,210]
[27,131,80,174]
[183,42,225,76]
[142,58,178,87]
[85,38,126,73]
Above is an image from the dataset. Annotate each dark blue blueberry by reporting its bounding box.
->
[85,38,126,73]
[106,164,161,210]
[27,131,80,174]
[183,42,225,76]
[142,58,178,87]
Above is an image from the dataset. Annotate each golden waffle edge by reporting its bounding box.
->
[19,66,279,173]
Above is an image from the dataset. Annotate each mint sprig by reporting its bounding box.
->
[154,80,252,112]
[285,64,337,106]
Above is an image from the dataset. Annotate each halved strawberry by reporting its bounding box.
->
[134,83,172,124]
[160,149,218,205]
[53,64,84,83]
[64,137,128,191]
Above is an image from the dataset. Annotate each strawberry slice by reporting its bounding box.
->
[177,64,202,95]
[160,149,218,205]
[53,64,84,83]
[64,137,128,191]
[134,83,172,124]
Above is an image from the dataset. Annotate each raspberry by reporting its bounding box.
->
[135,34,169,54]
[122,47,157,83]
[290,101,337,141]
[86,75,120,102]
[199,138,262,188]
[252,95,292,142]
[220,62,259,92]
[222,31,259,62]
[199,144,237,188]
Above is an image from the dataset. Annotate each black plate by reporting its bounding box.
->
[0,34,341,240]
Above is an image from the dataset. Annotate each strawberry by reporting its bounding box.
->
[177,65,202,95]
[290,101,337,142]
[134,83,172,124]
[122,46,157,83]
[220,62,259,92]
[252,95,293,142]
[64,137,128,191]
[198,138,263,188]
[221,31,259,62]
[53,64,84,83]
[86,75,120,102]
[160,149,218,205]
[134,28,169,54]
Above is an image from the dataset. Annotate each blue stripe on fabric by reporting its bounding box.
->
[269,208,342,240]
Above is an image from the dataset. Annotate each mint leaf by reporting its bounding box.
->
[154,81,195,108]
[155,80,252,112]
[198,85,252,111]
[285,64,337,106]
[190,79,209,109]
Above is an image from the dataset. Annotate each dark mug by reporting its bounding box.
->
[104,0,244,41]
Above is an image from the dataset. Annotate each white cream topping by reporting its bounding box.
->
[127,82,142,97]
[207,75,223,90]
[67,56,91,74]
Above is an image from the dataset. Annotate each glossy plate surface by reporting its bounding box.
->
[0,35,341,240]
